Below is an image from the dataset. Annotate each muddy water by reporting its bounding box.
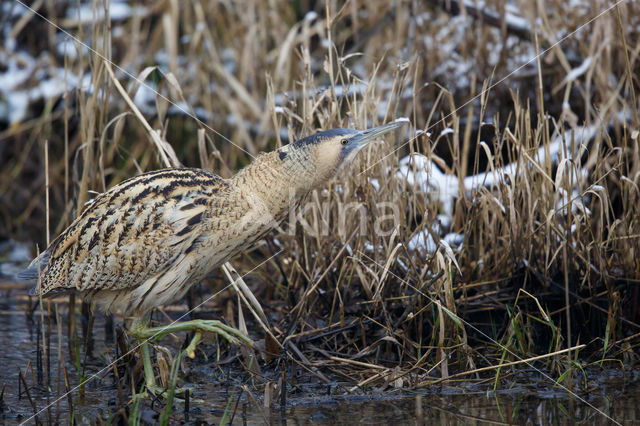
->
[1,247,639,424]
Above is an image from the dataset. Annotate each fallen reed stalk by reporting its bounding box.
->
[417,344,587,387]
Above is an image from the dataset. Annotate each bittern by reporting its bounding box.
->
[20,120,406,394]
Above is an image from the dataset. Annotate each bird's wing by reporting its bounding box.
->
[28,168,228,296]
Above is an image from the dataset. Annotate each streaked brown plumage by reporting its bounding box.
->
[22,122,405,315]
[28,166,287,316]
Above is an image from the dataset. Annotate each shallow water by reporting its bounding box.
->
[2,288,639,425]
[1,244,639,424]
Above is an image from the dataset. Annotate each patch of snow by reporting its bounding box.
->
[0,55,35,92]
[505,12,529,32]
[436,214,451,230]
[400,88,414,98]
[345,244,353,256]
[443,233,464,247]
[66,1,146,24]
[398,154,459,216]
[5,37,16,53]
[1,2,30,19]
[57,37,79,60]
[395,113,626,223]
[564,57,592,83]
[7,92,29,124]
[408,229,437,254]
[570,223,578,234]
[555,188,591,216]
[133,83,158,114]
[369,178,380,191]
[273,83,367,106]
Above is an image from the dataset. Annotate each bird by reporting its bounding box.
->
[19,120,406,394]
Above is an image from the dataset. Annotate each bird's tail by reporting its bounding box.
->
[16,250,50,296]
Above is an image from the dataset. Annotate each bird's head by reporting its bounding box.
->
[277,120,407,192]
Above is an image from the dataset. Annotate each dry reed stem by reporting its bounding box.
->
[417,344,586,387]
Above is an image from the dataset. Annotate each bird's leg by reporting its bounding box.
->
[129,317,252,397]
[130,315,166,396]
[184,330,203,358]
[139,339,158,390]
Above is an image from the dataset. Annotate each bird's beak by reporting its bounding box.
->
[351,120,408,147]
[339,120,409,169]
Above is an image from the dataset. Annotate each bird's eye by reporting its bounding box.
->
[340,139,349,146]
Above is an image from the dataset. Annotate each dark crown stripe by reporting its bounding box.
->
[293,128,355,147]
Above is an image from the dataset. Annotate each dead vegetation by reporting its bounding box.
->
[1,0,639,423]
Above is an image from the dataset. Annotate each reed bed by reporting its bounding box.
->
[1,0,639,422]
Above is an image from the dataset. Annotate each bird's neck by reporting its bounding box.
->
[230,151,315,219]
